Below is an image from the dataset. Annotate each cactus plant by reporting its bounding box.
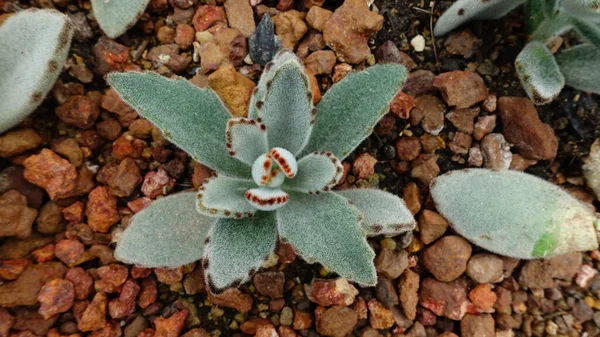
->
[108,51,416,290]
[430,169,598,259]
[91,0,151,39]
[0,9,74,133]
[434,0,600,104]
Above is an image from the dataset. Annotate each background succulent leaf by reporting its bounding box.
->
[204,212,278,290]
[197,175,256,218]
[434,0,526,36]
[555,44,600,94]
[515,41,564,104]
[91,0,151,38]
[336,189,416,236]
[0,9,73,133]
[562,0,600,23]
[277,192,377,286]
[115,192,214,267]
[570,18,600,48]
[107,72,251,178]
[251,58,313,155]
[226,117,268,165]
[283,152,343,193]
[300,64,407,160]
[525,0,560,33]
[430,169,599,259]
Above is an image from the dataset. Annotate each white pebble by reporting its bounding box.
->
[411,35,426,52]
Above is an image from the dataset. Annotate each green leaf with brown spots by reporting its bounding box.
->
[515,41,564,105]
[91,0,151,38]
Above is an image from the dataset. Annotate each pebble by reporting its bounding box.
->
[509,153,537,171]
[139,278,158,309]
[402,182,421,215]
[0,190,37,239]
[481,133,512,170]
[0,128,42,158]
[316,306,357,337]
[374,248,408,279]
[256,324,279,337]
[157,26,176,44]
[306,278,358,307]
[468,284,497,311]
[519,253,581,289]
[410,95,446,136]
[95,264,129,293]
[37,279,75,319]
[433,71,488,109]
[67,12,93,42]
[273,11,308,50]
[78,294,107,331]
[473,115,496,141]
[398,268,420,320]
[253,271,285,298]
[23,149,78,200]
[224,0,255,37]
[11,308,58,336]
[444,30,481,58]
[395,137,422,161]
[192,5,227,32]
[460,313,494,337]
[147,44,189,73]
[209,288,253,313]
[99,158,143,197]
[410,35,425,52]
[482,94,497,112]
[468,147,483,167]
[93,37,135,76]
[420,134,445,154]
[292,307,313,329]
[323,0,382,63]
[410,154,440,185]
[352,153,378,179]
[419,210,448,244]
[0,259,30,281]
[403,70,435,97]
[65,267,93,300]
[278,326,297,337]
[367,299,395,329]
[142,169,176,198]
[390,91,415,119]
[498,96,558,160]
[249,14,282,65]
[101,89,138,127]
[446,107,480,134]
[304,50,337,75]
[375,41,416,69]
[52,138,84,167]
[375,276,398,308]
[306,6,332,32]
[0,308,14,337]
[155,267,184,285]
[208,65,256,117]
[420,277,468,320]
[448,132,472,155]
[154,310,188,337]
[86,186,120,233]
[423,236,472,282]
[466,253,504,284]
[175,24,195,49]
[55,239,84,267]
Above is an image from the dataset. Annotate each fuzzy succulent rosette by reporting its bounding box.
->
[107,51,416,290]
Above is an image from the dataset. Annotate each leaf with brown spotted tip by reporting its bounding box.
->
[226,117,268,166]
[283,152,344,193]
[196,175,256,218]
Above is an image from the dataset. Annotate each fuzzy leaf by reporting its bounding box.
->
[563,0,600,23]
[525,0,559,33]
[107,72,251,178]
[277,192,377,285]
[336,189,416,236]
[251,56,313,155]
[115,192,214,267]
[556,44,600,94]
[515,41,564,104]
[204,211,277,290]
[300,65,407,160]
[570,18,600,48]
[197,175,256,218]
[0,9,73,133]
[245,187,289,211]
[434,0,526,36]
[226,118,268,165]
[91,0,151,38]
[284,152,343,193]
[430,169,599,259]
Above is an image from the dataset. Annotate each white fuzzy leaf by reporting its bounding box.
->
[515,41,564,104]
[556,44,600,94]
[107,72,251,179]
[434,0,526,36]
[197,175,257,218]
[0,9,73,133]
[570,17,600,48]
[336,189,416,236]
[563,0,600,23]
[284,152,343,193]
[300,64,407,160]
[430,169,599,259]
[277,192,377,286]
[226,117,268,165]
[91,0,151,38]
[252,57,313,155]
[115,192,214,267]
[204,211,278,290]
[245,187,289,211]
[270,147,298,178]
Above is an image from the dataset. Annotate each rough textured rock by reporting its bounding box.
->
[208,288,253,313]
[253,271,284,299]
[460,314,495,337]
[374,248,408,279]
[423,236,472,282]
[0,190,38,239]
[304,50,337,75]
[208,65,256,117]
[273,11,308,50]
[446,107,480,134]
[55,95,100,129]
[78,292,107,331]
[481,133,512,170]
[317,306,358,337]
[23,149,78,200]
[519,253,582,289]
[0,128,42,158]
[498,96,558,160]
[0,262,67,307]
[306,278,358,307]
[249,14,282,65]
[419,277,468,320]
[306,6,332,32]
[367,299,394,329]
[398,269,419,320]
[410,95,446,136]
[468,284,497,310]
[224,0,255,37]
[322,0,383,64]
[37,279,75,319]
[466,254,504,284]
[432,71,488,109]
[419,210,448,245]
[86,186,120,233]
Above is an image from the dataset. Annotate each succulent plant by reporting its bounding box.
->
[108,51,415,290]
[430,169,598,259]
[91,0,151,38]
[0,9,74,133]
[434,0,600,104]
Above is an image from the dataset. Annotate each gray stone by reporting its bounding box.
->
[249,15,282,66]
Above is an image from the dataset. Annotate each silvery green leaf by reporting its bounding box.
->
[197,175,256,218]
[336,189,416,236]
[556,44,600,94]
[563,0,600,23]
[430,169,599,259]
[570,17,600,48]
[226,117,268,166]
[0,9,73,133]
[515,41,564,104]
[204,211,277,290]
[300,64,407,160]
[107,72,251,178]
[91,0,151,38]
[277,192,377,286]
[115,192,214,267]
[525,0,559,33]
[434,0,526,36]
[250,54,313,155]
[284,152,343,193]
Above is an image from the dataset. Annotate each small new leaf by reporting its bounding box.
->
[115,192,214,267]
[197,175,257,218]
[430,169,599,259]
[91,0,151,38]
[515,41,564,104]
[284,152,343,193]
